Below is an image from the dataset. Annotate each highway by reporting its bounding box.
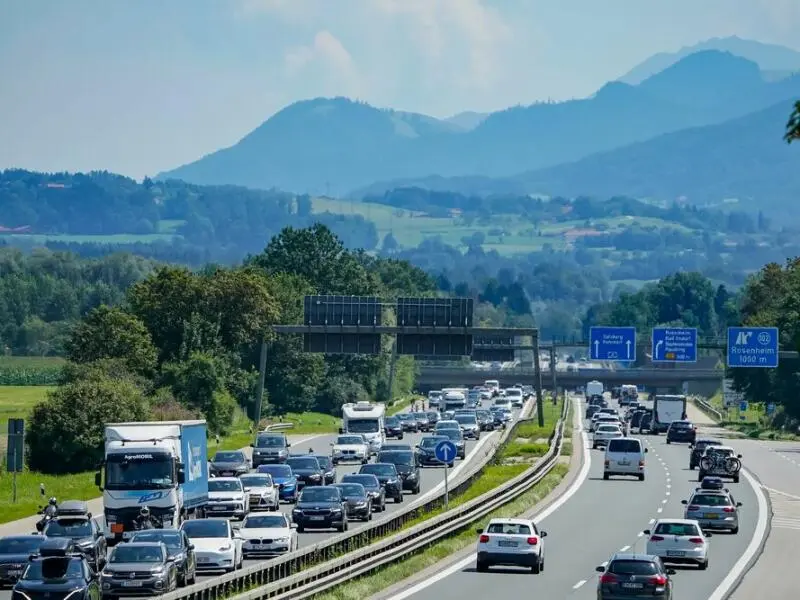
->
[384,394,764,600]
[0,405,525,599]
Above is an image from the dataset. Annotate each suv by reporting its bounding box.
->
[688,439,722,470]
[666,420,696,444]
[604,438,648,481]
[682,488,742,534]
[250,433,290,466]
[376,450,421,494]
[13,539,101,599]
[42,512,106,572]
[292,486,348,533]
[596,553,675,599]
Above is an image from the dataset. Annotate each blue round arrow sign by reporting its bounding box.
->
[434,440,457,464]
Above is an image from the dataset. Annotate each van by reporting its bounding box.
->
[604,437,648,481]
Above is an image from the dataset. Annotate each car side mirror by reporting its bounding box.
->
[643,529,650,535]
[737,454,742,459]
[595,565,605,573]
[290,523,298,529]
[177,469,186,484]
[249,444,254,448]
[705,532,713,537]
[667,569,677,575]
[330,442,334,446]
[644,448,648,453]
[475,528,483,534]
[681,500,687,504]
[540,531,547,537]
[94,472,103,490]
[737,502,742,507]
[188,544,195,550]
[338,427,345,434]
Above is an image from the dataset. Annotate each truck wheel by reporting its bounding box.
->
[666,439,671,444]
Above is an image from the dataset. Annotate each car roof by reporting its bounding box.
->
[132,528,181,535]
[696,439,721,444]
[121,542,165,548]
[709,445,735,451]
[210,476,241,482]
[366,462,396,468]
[610,552,658,561]
[654,518,696,525]
[487,517,532,525]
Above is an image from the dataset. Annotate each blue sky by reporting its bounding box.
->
[1,0,798,179]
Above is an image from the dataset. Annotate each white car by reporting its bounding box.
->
[330,434,370,465]
[644,519,709,569]
[180,518,243,573]
[239,512,298,557]
[476,517,547,573]
[592,424,623,449]
[591,415,621,432]
[505,388,524,407]
[604,437,647,480]
[239,473,280,511]
[206,477,250,519]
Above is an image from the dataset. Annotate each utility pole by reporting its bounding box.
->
[533,333,545,427]
[253,337,269,443]
[549,344,558,403]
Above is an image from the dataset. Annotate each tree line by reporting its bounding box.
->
[26,225,434,474]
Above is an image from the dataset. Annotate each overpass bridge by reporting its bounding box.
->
[415,366,721,393]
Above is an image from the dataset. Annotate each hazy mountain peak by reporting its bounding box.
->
[445,111,490,131]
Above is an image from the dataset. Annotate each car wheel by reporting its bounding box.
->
[603,472,609,480]
[698,471,706,482]
[297,525,305,533]
[638,474,645,481]
[733,476,740,484]
[396,494,403,503]
[689,463,695,470]
[476,561,489,572]
[531,561,541,574]
[187,568,196,585]
[414,485,421,494]
[666,439,671,444]
[592,443,597,449]
[698,560,708,570]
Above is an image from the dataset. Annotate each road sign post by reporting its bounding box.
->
[589,327,637,361]
[7,419,24,503]
[434,440,457,509]
[651,327,697,363]
[727,327,779,368]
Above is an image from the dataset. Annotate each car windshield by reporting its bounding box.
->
[654,522,700,536]
[361,464,396,477]
[440,430,462,441]
[379,451,414,465]
[0,537,43,554]
[691,494,733,506]
[23,558,83,581]
[337,436,365,445]
[343,475,379,489]
[44,519,92,537]
[455,415,477,425]
[436,422,459,430]
[597,425,620,433]
[607,440,641,452]
[346,419,379,433]
[258,465,292,477]
[314,456,332,469]
[208,479,243,492]
[486,522,531,535]
[413,413,428,420]
[608,560,658,575]
[420,437,446,448]
[130,532,182,549]
[255,436,285,448]
[240,475,273,487]
[334,484,365,496]
[287,457,320,470]
[111,545,164,563]
[672,422,692,429]
[708,448,734,457]
[300,487,340,503]
[242,515,288,528]
[696,441,721,450]
[182,519,228,539]
[214,452,244,462]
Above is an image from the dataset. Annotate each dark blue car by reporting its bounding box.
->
[257,464,298,502]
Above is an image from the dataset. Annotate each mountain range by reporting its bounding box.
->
[157,41,800,209]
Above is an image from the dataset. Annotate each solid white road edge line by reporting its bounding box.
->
[386,398,590,600]
[706,467,769,600]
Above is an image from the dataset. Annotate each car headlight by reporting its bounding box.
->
[406,472,417,479]
[355,501,368,507]
[275,536,290,543]
[331,508,342,514]
[310,473,321,479]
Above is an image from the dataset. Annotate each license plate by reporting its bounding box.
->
[122,581,144,587]
[704,513,719,519]
[621,582,643,589]
[498,540,518,547]
[666,551,685,557]
[221,472,233,476]
[619,460,630,465]
[198,557,210,563]
[7,570,21,576]
[309,516,325,521]
[211,506,226,511]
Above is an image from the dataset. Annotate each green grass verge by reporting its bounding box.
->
[263,412,340,435]
[702,393,800,440]
[313,462,570,600]
[0,386,54,432]
[387,396,418,416]
[0,470,97,525]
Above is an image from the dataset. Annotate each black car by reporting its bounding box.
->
[426,411,440,427]
[689,439,723,470]
[630,410,646,428]
[381,443,414,453]
[129,529,196,586]
[341,474,386,512]
[332,483,372,521]
[585,405,600,419]
[13,539,100,600]
[250,433,290,467]
[100,541,179,596]
[376,450,421,494]
[313,455,337,485]
[384,416,404,439]
[286,456,325,488]
[291,486,348,532]
[666,420,697,444]
[639,412,653,434]
[412,412,431,432]
[0,535,43,584]
[209,450,250,477]
[359,463,404,502]
[596,553,675,599]
[397,414,418,433]
[416,436,451,467]
[43,514,106,572]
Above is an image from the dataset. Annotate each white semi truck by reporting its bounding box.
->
[652,395,687,434]
[95,420,209,543]
[341,401,386,455]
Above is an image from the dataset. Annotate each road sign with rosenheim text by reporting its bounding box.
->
[727,327,779,368]
[651,327,697,363]
[589,326,636,361]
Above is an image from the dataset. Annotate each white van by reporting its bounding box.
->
[604,437,648,481]
[586,380,604,399]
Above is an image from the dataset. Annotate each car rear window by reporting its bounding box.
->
[608,560,658,575]
[607,439,641,453]
[654,522,700,536]
[690,494,732,506]
[486,523,531,535]
[672,422,692,429]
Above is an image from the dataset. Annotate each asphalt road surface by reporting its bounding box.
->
[0,405,524,599]
[388,395,762,600]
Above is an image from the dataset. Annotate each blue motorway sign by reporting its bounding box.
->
[651,327,697,363]
[739,401,749,412]
[434,440,457,464]
[727,327,779,368]
[589,327,636,361]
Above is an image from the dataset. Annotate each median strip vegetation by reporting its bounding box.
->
[312,398,570,600]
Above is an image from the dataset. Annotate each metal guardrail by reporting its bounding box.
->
[160,397,541,600]
[693,397,723,422]
[228,396,569,600]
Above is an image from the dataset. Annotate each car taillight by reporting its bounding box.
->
[649,535,664,541]
[688,537,704,544]
[526,536,538,545]
[479,535,489,543]
[649,574,667,585]
[723,507,736,513]
[599,573,618,584]
[639,460,645,467]
[687,505,700,511]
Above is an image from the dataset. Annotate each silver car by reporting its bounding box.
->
[682,489,742,533]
